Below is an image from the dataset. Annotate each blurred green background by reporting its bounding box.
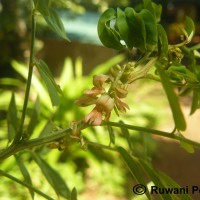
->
[0,0,200,199]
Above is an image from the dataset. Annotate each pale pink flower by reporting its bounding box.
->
[75,96,97,107]
[114,96,129,113]
[84,87,104,96]
[84,95,115,125]
[93,74,110,88]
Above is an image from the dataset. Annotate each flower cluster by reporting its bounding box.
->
[75,64,131,126]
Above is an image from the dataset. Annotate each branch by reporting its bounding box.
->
[0,128,72,161]
[13,9,36,143]
[103,121,200,150]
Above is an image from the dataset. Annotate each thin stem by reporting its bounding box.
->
[13,9,36,144]
[0,170,54,200]
[1,121,200,162]
[128,57,158,84]
[0,128,72,161]
[87,141,117,152]
[103,121,200,150]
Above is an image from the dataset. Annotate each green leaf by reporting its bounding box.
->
[116,8,132,49]
[185,17,195,42]
[70,187,78,200]
[158,171,193,200]
[27,97,40,138]
[15,154,34,199]
[119,121,132,151]
[33,0,51,16]
[143,0,154,15]
[178,132,195,153]
[125,7,146,52]
[32,153,70,199]
[167,65,198,83]
[107,125,115,145]
[98,8,124,50]
[139,9,158,49]
[152,2,162,23]
[117,147,151,200]
[157,24,168,59]
[143,0,162,23]
[139,160,173,200]
[43,8,69,40]
[34,0,69,40]
[36,59,62,106]
[7,92,18,142]
[39,120,56,137]
[190,89,200,115]
[156,64,186,131]
[0,169,54,200]
[180,140,195,154]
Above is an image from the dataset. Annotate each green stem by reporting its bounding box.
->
[13,9,36,144]
[0,128,72,161]
[103,121,200,149]
[0,170,54,200]
[1,121,200,162]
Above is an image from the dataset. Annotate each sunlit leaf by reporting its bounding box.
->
[190,89,200,115]
[15,154,34,199]
[156,64,186,131]
[125,7,146,52]
[27,97,40,138]
[32,153,70,199]
[33,0,51,15]
[116,8,132,49]
[143,0,162,22]
[139,9,158,48]
[143,0,154,15]
[152,2,162,23]
[117,147,151,199]
[180,140,195,154]
[0,169,54,200]
[7,92,18,142]
[167,65,198,83]
[119,121,132,151]
[98,8,124,50]
[34,0,69,40]
[139,159,173,200]
[158,171,193,200]
[39,120,56,137]
[11,60,52,109]
[157,24,168,59]
[185,17,195,42]
[70,187,78,200]
[177,132,195,153]
[43,8,69,40]
[36,59,62,106]
[107,125,115,145]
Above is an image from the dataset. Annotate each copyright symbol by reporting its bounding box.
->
[133,184,146,195]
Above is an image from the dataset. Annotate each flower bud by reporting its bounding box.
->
[114,84,128,98]
[93,74,109,88]
[96,94,115,113]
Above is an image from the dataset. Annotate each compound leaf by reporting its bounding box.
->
[98,8,124,50]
